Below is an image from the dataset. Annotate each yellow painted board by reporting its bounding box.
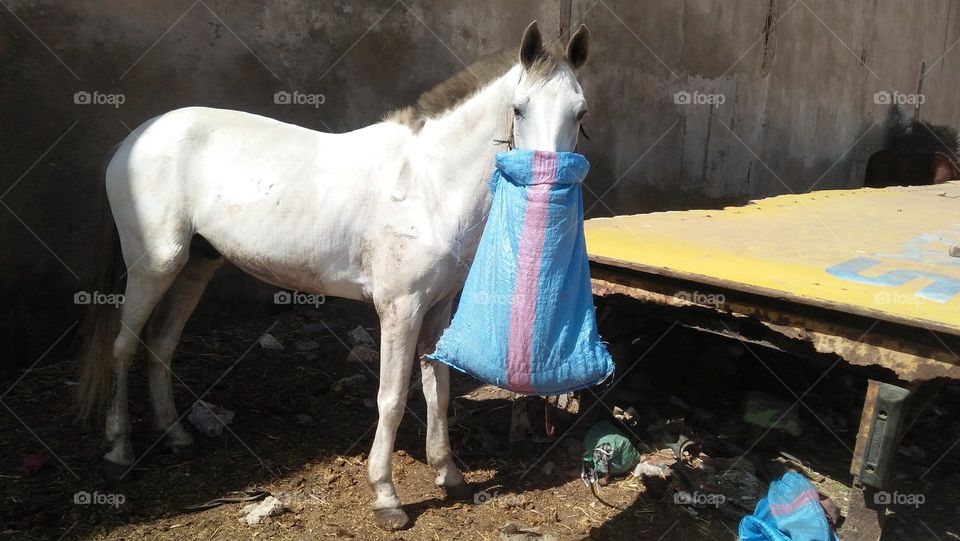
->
[584,182,960,334]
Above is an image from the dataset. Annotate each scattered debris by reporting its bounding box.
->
[742,391,803,436]
[949,245,959,257]
[258,333,284,350]
[347,325,375,346]
[499,521,558,541]
[182,490,268,512]
[188,400,235,437]
[332,374,365,393]
[612,405,639,423]
[239,495,286,525]
[347,345,378,364]
[774,452,826,483]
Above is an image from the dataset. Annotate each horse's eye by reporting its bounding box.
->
[576,110,588,122]
[512,106,524,119]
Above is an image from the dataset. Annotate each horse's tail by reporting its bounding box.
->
[75,144,125,421]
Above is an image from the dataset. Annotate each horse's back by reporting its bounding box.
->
[106,106,413,298]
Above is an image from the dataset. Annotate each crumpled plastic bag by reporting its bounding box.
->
[739,472,840,541]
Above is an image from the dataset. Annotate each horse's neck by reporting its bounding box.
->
[411,66,519,233]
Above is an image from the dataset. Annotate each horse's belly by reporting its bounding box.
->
[213,231,371,302]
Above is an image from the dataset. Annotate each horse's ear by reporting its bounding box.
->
[519,21,544,69]
[566,24,590,70]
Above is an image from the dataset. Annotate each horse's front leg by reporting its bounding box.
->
[417,300,469,499]
[368,294,424,530]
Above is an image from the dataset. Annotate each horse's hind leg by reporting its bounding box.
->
[369,293,426,530]
[417,299,468,499]
[142,251,223,452]
[104,261,185,478]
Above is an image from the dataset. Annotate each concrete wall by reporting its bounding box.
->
[2,0,959,367]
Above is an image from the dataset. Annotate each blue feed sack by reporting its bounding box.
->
[739,472,840,541]
[429,149,614,395]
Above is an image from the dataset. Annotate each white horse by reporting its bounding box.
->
[77,21,590,529]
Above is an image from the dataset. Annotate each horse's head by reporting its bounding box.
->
[511,21,590,152]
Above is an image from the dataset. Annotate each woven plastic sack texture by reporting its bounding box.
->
[739,472,840,541]
[429,149,613,395]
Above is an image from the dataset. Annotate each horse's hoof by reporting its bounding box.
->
[374,508,411,530]
[102,459,133,481]
[441,481,474,502]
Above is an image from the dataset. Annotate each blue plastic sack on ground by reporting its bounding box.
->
[429,149,613,395]
[739,472,840,541]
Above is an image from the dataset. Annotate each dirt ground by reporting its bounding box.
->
[2,298,960,540]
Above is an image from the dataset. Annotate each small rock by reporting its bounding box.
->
[347,345,378,364]
[333,374,366,392]
[541,461,555,476]
[348,325,375,346]
[240,496,285,525]
[188,400,235,437]
[295,414,315,425]
[259,333,284,350]
[294,339,319,352]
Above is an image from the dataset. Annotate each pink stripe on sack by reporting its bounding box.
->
[769,489,819,517]
[506,151,557,392]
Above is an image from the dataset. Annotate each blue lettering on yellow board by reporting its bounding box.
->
[826,257,960,303]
